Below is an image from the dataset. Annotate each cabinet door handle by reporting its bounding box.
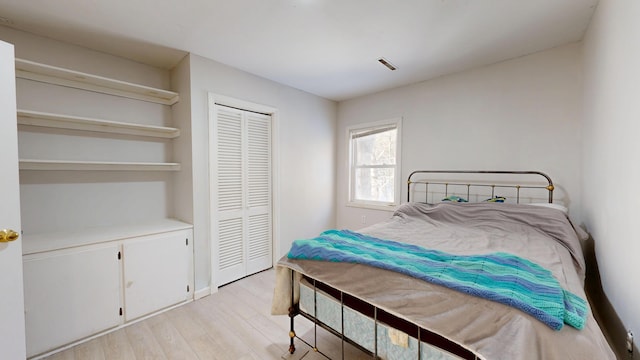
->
[0,229,20,242]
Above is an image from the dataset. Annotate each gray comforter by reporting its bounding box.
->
[272,202,615,360]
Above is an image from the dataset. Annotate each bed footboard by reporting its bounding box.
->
[288,272,478,360]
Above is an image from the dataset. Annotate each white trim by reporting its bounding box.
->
[347,117,402,210]
[345,202,398,212]
[194,287,211,300]
[271,110,281,268]
[207,93,279,290]
[208,94,275,115]
[207,93,218,291]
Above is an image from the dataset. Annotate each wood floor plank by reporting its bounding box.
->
[73,337,105,360]
[100,329,136,360]
[188,296,256,359]
[124,321,169,360]
[217,314,282,359]
[214,287,288,351]
[200,287,288,359]
[147,312,200,360]
[42,347,75,360]
[221,272,314,336]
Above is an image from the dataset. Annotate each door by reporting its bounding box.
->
[0,40,27,359]
[123,229,192,321]
[213,104,272,286]
[23,245,121,357]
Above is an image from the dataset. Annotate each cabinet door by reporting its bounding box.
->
[123,229,191,321]
[23,244,121,358]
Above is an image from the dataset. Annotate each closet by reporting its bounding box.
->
[15,59,193,358]
[212,104,272,286]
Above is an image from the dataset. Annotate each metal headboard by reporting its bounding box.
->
[407,170,554,204]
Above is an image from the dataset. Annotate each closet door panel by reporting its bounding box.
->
[122,230,191,321]
[23,244,121,358]
[216,107,244,213]
[246,113,272,274]
[214,106,246,285]
[246,113,270,210]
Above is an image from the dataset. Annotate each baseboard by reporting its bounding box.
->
[194,286,211,300]
[583,236,638,360]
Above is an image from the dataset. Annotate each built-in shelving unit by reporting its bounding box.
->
[17,109,180,138]
[16,59,182,173]
[18,159,181,171]
[16,56,192,358]
[15,58,180,105]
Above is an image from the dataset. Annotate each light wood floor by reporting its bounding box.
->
[42,269,371,360]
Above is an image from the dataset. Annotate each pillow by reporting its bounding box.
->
[528,202,568,214]
[442,195,468,202]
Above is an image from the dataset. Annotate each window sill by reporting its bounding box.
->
[346,202,398,212]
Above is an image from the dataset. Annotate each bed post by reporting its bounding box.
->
[288,269,296,354]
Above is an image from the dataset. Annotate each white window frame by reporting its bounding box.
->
[347,118,402,210]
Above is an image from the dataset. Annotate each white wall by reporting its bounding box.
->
[582,0,640,342]
[336,44,583,229]
[187,54,337,291]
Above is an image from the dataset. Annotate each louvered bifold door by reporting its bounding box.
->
[214,106,246,285]
[245,112,272,275]
[214,105,272,286]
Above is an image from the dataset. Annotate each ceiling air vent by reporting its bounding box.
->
[378,58,397,71]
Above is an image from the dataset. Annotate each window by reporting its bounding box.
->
[348,118,401,208]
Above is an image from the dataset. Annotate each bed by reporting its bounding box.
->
[272,170,615,360]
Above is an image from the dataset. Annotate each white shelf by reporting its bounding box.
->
[22,218,193,255]
[19,159,181,171]
[15,58,179,105]
[17,109,180,138]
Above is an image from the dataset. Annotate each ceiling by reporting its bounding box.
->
[0,0,598,101]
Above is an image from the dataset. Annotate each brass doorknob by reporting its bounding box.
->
[0,229,20,242]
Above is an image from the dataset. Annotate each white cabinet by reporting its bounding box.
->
[22,225,193,358]
[23,244,121,358]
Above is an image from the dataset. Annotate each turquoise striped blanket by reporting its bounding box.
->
[287,229,587,330]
